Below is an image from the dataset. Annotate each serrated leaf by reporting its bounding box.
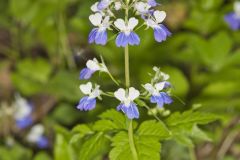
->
[137,120,170,140]
[99,109,126,129]
[166,111,219,127]
[93,119,119,132]
[78,132,110,160]
[110,130,162,160]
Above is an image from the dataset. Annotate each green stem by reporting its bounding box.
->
[124,1,138,160]
[124,45,130,87]
[128,119,138,160]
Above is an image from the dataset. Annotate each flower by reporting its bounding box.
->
[147,0,158,7]
[89,13,111,45]
[27,124,48,148]
[145,11,171,42]
[114,87,140,119]
[13,95,33,129]
[114,17,140,47]
[97,0,113,10]
[79,58,108,79]
[144,82,173,108]
[114,1,122,10]
[224,2,240,30]
[77,82,101,111]
[135,2,151,15]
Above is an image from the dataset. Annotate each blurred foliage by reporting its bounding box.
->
[0,0,240,159]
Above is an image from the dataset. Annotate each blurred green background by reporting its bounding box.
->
[0,0,240,160]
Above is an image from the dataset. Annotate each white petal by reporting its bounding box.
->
[114,88,126,101]
[90,85,101,98]
[128,87,140,101]
[27,124,44,143]
[234,2,240,15]
[86,59,100,71]
[80,82,92,95]
[102,16,110,28]
[154,11,166,23]
[155,82,165,91]
[114,19,126,31]
[14,96,32,120]
[161,72,170,80]
[144,83,155,94]
[91,2,99,12]
[114,2,122,10]
[89,13,102,26]
[128,17,138,30]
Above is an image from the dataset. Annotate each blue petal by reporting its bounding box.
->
[150,92,173,108]
[95,30,108,45]
[77,96,96,111]
[148,0,158,7]
[116,32,128,47]
[128,32,140,46]
[224,13,240,30]
[16,116,33,129]
[88,28,98,44]
[79,68,95,80]
[160,92,173,104]
[154,25,171,43]
[97,1,109,10]
[37,136,49,149]
[117,103,139,119]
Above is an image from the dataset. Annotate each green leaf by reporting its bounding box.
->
[137,120,170,140]
[166,111,219,127]
[93,119,119,132]
[54,133,75,160]
[99,109,126,129]
[78,132,110,160]
[109,131,162,160]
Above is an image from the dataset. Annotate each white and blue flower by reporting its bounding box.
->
[147,0,158,7]
[27,124,48,149]
[135,2,151,15]
[89,13,111,45]
[144,82,173,108]
[14,95,33,129]
[97,0,113,10]
[114,87,140,119]
[224,2,240,30]
[114,17,140,47]
[80,58,108,80]
[77,82,101,111]
[146,11,171,42]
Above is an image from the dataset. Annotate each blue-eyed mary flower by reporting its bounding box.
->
[144,82,173,108]
[224,2,240,30]
[114,17,140,47]
[13,95,33,129]
[77,82,101,111]
[27,124,48,149]
[135,2,152,15]
[145,11,171,42]
[89,13,111,45]
[147,0,158,7]
[114,87,140,119]
[80,58,108,80]
[97,0,113,10]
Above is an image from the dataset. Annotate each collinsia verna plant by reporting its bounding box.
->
[71,0,221,159]
[77,0,174,159]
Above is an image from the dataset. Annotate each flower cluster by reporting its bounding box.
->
[26,124,49,149]
[13,95,33,129]
[88,0,171,47]
[225,1,240,30]
[77,61,173,119]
